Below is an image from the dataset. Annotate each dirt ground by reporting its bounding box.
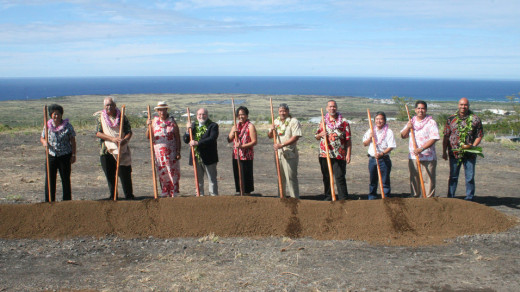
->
[1,120,520,291]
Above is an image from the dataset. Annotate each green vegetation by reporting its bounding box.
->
[391,96,415,121]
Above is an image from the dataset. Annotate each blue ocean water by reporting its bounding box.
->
[0,76,519,102]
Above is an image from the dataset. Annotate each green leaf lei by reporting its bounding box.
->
[193,119,211,162]
[452,112,484,164]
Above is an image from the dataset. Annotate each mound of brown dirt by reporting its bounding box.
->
[0,197,516,246]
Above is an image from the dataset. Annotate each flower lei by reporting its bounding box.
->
[47,119,69,133]
[193,119,212,162]
[373,124,388,146]
[411,115,432,131]
[102,108,120,128]
[156,115,175,128]
[325,112,344,130]
[452,110,484,164]
[275,117,290,136]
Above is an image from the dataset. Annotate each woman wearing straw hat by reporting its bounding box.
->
[146,101,181,197]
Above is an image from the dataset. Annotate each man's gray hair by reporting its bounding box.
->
[278,103,290,111]
[198,108,209,115]
[104,96,117,105]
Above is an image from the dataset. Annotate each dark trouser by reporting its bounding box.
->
[368,156,392,199]
[232,159,254,194]
[100,154,134,199]
[44,153,72,202]
[319,157,348,200]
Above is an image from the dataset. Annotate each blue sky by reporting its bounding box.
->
[1,0,519,79]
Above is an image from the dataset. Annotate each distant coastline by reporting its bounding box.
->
[1,76,519,102]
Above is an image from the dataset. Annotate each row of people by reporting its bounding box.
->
[40,97,483,202]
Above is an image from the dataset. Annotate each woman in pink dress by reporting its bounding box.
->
[146,101,181,197]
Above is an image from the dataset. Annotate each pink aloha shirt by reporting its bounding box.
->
[401,115,440,161]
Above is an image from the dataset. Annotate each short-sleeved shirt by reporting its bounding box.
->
[96,115,132,156]
[443,112,483,159]
[401,116,440,161]
[362,126,396,157]
[273,117,302,155]
[41,120,76,157]
[316,116,351,160]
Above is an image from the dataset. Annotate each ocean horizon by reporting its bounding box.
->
[1,76,519,102]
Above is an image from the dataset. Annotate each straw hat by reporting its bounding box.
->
[154,101,169,110]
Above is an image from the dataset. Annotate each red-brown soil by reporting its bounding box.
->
[1,196,515,246]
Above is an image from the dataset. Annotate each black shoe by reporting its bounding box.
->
[323,197,332,201]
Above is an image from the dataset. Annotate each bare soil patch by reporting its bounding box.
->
[1,197,515,246]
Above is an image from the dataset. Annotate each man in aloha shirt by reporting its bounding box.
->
[315,100,352,201]
[268,103,302,199]
[442,97,483,201]
[400,100,440,198]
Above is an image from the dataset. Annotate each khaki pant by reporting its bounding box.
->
[408,159,436,198]
[278,151,300,199]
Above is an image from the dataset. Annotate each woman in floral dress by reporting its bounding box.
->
[146,101,181,197]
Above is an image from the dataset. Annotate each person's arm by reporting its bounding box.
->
[473,136,482,147]
[442,135,450,160]
[174,123,181,160]
[183,122,194,144]
[227,125,237,143]
[70,136,77,164]
[274,135,300,150]
[345,139,352,164]
[362,130,372,147]
[413,138,439,155]
[400,121,412,139]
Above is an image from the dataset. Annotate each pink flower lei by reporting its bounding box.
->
[411,115,432,131]
[47,119,69,132]
[102,108,121,128]
[373,124,388,146]
[325,112,344,130]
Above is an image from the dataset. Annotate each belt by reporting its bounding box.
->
[367,154,389,158]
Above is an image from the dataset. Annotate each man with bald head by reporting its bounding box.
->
[442,97,483,201]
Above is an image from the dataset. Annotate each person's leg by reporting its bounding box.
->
[368,157,378,200]
[285,156,300,199]
[463,156,477,201]
[195,160,205,196]
[44,155,58,202]
[57,154,72,201]
[319,157,331,200]
[205,162,219,196]
[118,165,134,199]
[422,160,436,198]
[380,156,392,197]
[447,155,461,198]
[241,160,254,194]
[100,154,116,199]
[278,154,288,197]
[333,159,348,200]
[232,158,240,193]
[408,159,419,197]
